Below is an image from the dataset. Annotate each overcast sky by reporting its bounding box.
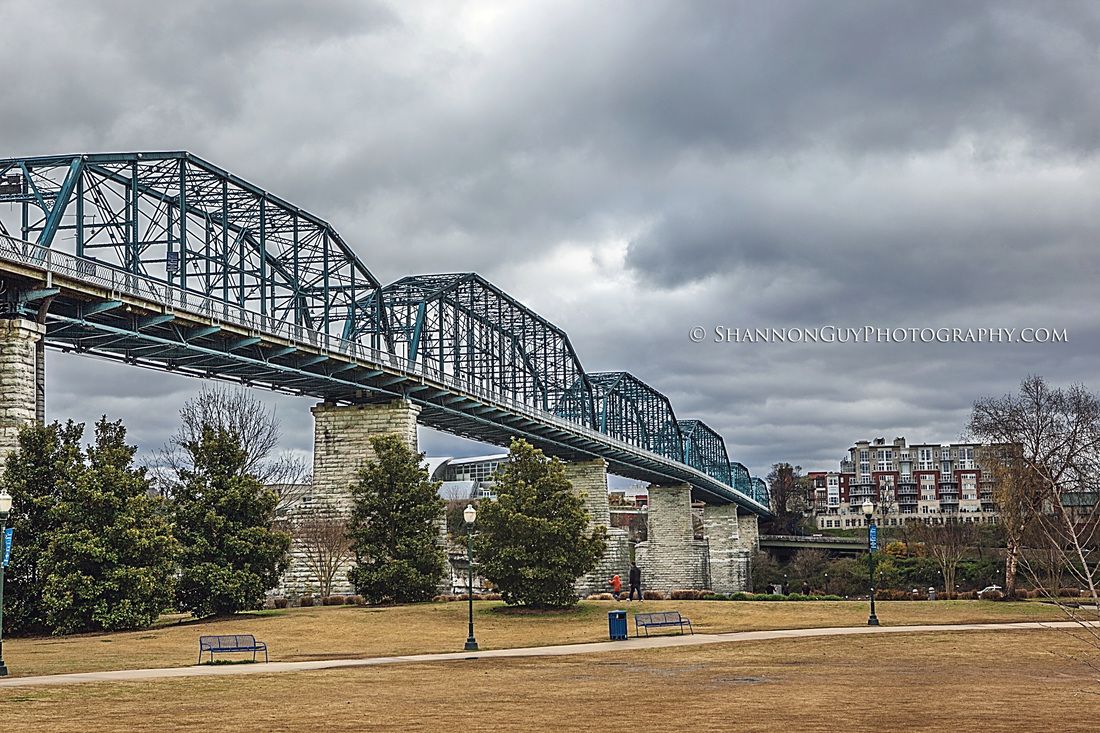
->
[3,1,1099,479]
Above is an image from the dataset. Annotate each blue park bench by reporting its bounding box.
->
[198,634,269,664]
[634,611,693,637]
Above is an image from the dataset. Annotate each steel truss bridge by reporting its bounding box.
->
[0,151,769,514]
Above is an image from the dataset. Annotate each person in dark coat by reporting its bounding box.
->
[628,562,642,601]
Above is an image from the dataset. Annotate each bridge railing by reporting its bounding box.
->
[0,234,767,511]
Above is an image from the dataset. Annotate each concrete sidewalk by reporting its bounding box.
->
[0,620,1092,689]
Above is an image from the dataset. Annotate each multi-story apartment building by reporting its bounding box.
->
[808,436,999,530]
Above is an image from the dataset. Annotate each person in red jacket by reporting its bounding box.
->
[608,574,622,599]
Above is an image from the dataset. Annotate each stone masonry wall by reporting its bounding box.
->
[0,319,44,459]
[704,504,754,594]
[737,511,760,552]
[634,484,710,592]
[564,459,630,597]
[311,400,421,512]
[278,400,421,596]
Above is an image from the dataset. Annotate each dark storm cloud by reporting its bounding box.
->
[3,1,1099,477]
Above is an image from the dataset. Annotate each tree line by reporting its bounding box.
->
[2,415,290,635]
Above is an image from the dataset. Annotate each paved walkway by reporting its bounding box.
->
[0,620,1092,689]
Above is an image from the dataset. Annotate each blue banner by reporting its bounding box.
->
[869,524,878,551]
[2,527,11,567]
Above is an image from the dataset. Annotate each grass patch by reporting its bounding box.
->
[0,599,1068,679]
[0,630,1095,731]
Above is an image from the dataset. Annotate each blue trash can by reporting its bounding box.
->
[608,610,628,641]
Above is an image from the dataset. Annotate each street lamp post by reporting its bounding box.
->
[0,488,12,676]
[862,498,879,626]
[463,503,479,652]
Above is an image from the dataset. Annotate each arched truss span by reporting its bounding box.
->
[0,151,766,510]
[0,152,388,346]
[581,371,684,462]
[751,476,769,505]
[678,419,733,485]
[731,462,753,496]
[351,273,594,422]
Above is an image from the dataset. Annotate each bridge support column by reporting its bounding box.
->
[0,318,45,459]
[703,504,757,594]
[564,459,629,598]
[311,400,421,505]
[738,511,760,553]
[635,484,709,593]
[280,400,422,597]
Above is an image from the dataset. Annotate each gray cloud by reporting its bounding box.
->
[4,1,1100,479]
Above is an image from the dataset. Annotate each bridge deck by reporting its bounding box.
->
[0,237,770,514]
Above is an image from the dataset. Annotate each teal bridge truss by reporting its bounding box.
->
[0,151,769,514]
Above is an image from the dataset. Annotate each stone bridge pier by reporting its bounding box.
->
[634,484,710,592]
[565,459,630,597]
[634,484,759,595]
[703,503,760,594]
[279,399,430,597]
[0,318,45,459]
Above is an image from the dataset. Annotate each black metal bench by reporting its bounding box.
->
[198,634,269,664]
[634,611,693,637]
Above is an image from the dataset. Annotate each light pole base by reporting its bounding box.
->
[464,638,479,652]
[867,615,880,626]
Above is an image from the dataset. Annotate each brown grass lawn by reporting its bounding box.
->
[0,599,1070,679]
[1,629,1097,732]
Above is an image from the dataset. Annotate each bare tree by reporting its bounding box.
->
[788,548,829,591]
[293,504,353,597]
[911,519,975,595]
[970,377,1100,596]
[970,376,1100,675]
[976,445,1043,597]
[155,384,311,512]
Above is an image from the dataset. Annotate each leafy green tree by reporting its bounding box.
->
[474,438,606,608]
[822,557,869,596]
[893,555,941,590]
[872,555,901,591]
[0,421,84,635]
[41,418,178,634]
[347,434,445,604]
[173,426,290,617]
